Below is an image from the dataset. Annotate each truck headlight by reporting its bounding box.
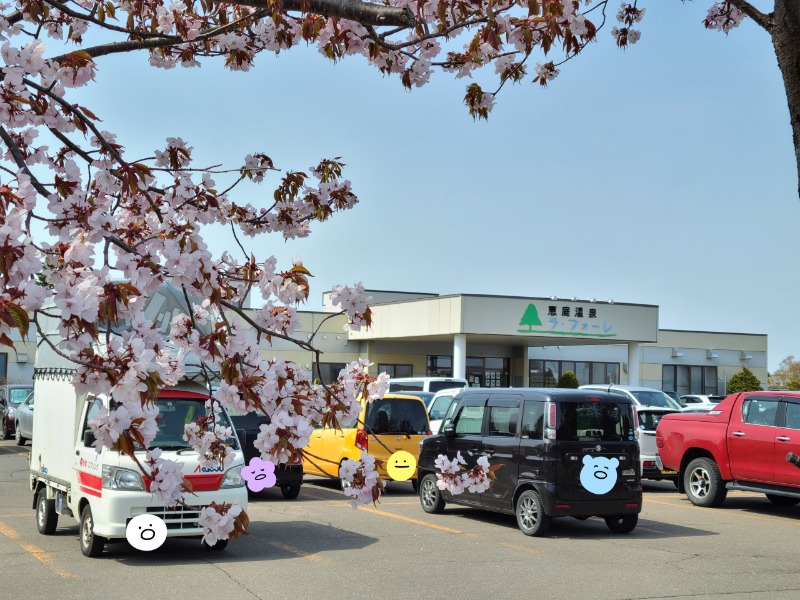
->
[102,465,145,491]
[221,466,244,488]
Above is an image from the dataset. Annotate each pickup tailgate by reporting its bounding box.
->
[656,400,734,472]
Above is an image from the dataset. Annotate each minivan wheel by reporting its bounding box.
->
[339,461,351,492]
[36,489,58,535]
[280,484,301,500]
[515,489,550,536]
[79,504,106,558]
[419,473,446,514]
[684,457,727,507]
[604,514,638,534]
[765,494,800,506]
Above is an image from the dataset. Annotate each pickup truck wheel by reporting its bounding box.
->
[280,484,301,500]
[685,457,727,507]
[419,473,446,514]
[604,514,638,534]
[765,494,800,506]
[515,489,551,536]
[36,489,58,535]
[79,504,106,558]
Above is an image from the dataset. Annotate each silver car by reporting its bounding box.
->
[15,392,34,446]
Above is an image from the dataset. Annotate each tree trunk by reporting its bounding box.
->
[772,0,800,198]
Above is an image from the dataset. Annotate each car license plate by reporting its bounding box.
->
[660,469,677,475]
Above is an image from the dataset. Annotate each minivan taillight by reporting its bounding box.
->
[355,429,368,451]
[545,402,557,440]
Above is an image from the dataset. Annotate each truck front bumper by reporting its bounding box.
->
[89,486,248,539]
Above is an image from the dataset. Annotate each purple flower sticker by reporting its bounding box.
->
[242,457,277,492]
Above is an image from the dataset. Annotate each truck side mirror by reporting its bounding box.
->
[443,424,455,437]
[83,430,96,448]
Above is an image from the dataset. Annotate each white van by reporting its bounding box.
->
[29,377,248,557]
[388,377,469,394]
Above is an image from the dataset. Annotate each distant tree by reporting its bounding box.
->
[727,367,764,393]
[558,370,580,388]
[769,356,800,390]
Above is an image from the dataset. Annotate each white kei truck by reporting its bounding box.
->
[28,288,249,557]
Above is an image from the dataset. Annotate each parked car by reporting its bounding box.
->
[228,408,303,499]
[303,393,431,491]
[14,392,34,445]
[662,390,680,403]
[637,407,680,481]
[679,394,727,410]
[417,388,642,536]
[657,391,800,507]
[388,377,469,393]
[0,385,33,439]
[580,384,682,410]
[426,388,463,433]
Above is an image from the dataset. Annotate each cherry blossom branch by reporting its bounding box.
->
[229,0,415,27]
[0,127,51,198]
[728,0,774,32]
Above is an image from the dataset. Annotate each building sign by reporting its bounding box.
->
[517,303,616,338]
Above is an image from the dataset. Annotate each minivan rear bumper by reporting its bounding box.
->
[541,486,642,517]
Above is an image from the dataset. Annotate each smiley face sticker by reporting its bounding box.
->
[126,514,167,551]
[386,450,417,481]
[242,456,277,492]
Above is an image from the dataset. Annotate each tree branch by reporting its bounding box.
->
[229,0,414,27]
[728,0,774,33]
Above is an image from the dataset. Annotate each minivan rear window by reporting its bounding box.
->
[364,398,429,435]
[557,402,634,442]
[428,381,468,393]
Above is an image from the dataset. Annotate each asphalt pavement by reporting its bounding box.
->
[2,439,799,600]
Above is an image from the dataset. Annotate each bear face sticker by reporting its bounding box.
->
[580,455,619,495]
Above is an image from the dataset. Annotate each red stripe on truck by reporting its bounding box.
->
[80,485,102,498]
[77,470,103,491]
[144,473,224,492]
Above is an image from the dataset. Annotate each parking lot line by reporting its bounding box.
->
[0,521,78,579]
[263,539,332,564]
[0,513,32,518]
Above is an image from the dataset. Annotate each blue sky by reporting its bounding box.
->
[71,1,796,372]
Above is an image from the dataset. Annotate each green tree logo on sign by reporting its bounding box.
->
[518,304,542,333]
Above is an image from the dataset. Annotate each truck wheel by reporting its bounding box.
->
[515,489,551,536]
[604,514,638,534]
[79,504,106,557]
[280,484,301,500]
[36,489,58,535]
[766,494,800,506]
[684,457,727,507]
[15,424,25,446]
[419,473,446,514]
[202,538,228,551]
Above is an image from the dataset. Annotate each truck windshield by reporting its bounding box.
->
[557,402,634,442]
[148,398,239,450]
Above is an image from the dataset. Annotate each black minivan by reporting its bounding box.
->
[417,388,642,536]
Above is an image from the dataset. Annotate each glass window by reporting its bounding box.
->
[0,353,7,379]
[149,398,240,449]
[455,405,485,435]
[784,402,800,430]
[662,366,675,394]
[487,406,517,437]
[429,394,457,419]
[529,360,544,387]
[638,410,671,431]
[440,399,460,431]
[8,387,31,405]
[427,355,452,377]
[429,380,467,393]
[574,362,590,386]
[557,402,633,442]
[379,364,412,378]
[82,397,102,438]
[704,367,718,395]
[664,365,719,395]
[364,398,429,435]
[317,363,346,385]
[741,397,780,426]
[521,401,544,439]
[544,361,558,387]
[630,390,681,409]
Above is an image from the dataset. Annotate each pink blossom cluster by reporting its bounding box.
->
[704,2,745,34]
[199,502,243,546]
[435,452,493,495]
[339,451,384,509]
[146,449,186,505]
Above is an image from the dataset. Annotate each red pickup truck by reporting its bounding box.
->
[656,391,800,507]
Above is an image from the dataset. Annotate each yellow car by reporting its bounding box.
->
[302,393,431,491]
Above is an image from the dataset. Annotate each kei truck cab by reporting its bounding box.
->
[28,288,248,557]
